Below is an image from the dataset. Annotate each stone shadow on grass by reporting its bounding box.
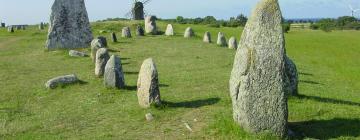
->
[162,97,220,108]
[295,94,360,107]
[289,118,360,139]
[124,71,138,75]
[299,80,322,85]
[123,84,169,91]
[58,80,88,89]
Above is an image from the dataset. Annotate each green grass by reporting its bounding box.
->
[0,21,359,140]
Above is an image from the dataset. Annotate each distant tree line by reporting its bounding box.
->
[310,16,360,32]
[159,15,248,28]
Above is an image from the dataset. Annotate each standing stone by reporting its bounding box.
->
[96,36,108,47]
[285,56,298,96]
[122,27,132,38]
[228,37,238,49]
[184,27,194,38]
[7,26,14,33]
[111,32,118,42]
[217,32,227,46]
[46,0,93,50]
[165,24,174,36]
[39,22,44,30]
[95,48,110,77]
[91,39,106,63]
[136,25,145,36]
[132,2,144,20]
[137,58,161,108]
[104,55,125,89]
[1,23,5,28]
[229,0,288,137]
[144,16,157,35]
[203,31,212,43]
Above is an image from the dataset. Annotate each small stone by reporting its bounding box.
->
[136,25,145,36]
[137,58,161,108]
[95,48,110,77]
[69,50,87,57]
[165,24,174,36]
[184,27,194,38]
[111,32,118,42]
[217,32,227,46]
[91,39,106,63]
[45,74,79,89]
[145,16,157,34]
[122,27,132,38]
[104,55,125,89]
[203,31,211,43]
[145,113,154,121]
[96,36,108,47]
[228,37,238,49]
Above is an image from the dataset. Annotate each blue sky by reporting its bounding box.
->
[0,0,360,25]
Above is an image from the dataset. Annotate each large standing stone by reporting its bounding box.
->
[46,0,93,50]
[45,74,79,89]
[97,36,108,47]
[7,26,14,33]
[132,2,144,20]
[144,16,157,35]
[285,56,298,96]
[137,58,161,108]
[203,31,212,43]
[136,25,145,36]
[184,27,194,38]
[95,48,110,77]
[122,27,132,38]
[228,37,238,49]
[104,55,125,89]
[165,24,174,36]
[111,32,118,42]
[229,0,288,137]
[217,32,227,46]
[91,39,106,63]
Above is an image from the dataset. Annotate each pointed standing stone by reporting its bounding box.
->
[136,25,145,36]
[137,58,161,108]
[91,39,106,63]
[203,31,212,43]
[111,32,118,42]
[217,32,227,46]
[145,16,157,35]
[122,27,132,38]
[46,0,93,50]
[228,37,238,49]
[95,48,110,77]
[104,55,125,89]
[165,24,174,36]
[229,0,288,137]
[184,27,194,38]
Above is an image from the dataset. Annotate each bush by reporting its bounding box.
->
[282,23,291,33]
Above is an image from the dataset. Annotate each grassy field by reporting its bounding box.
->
[0,20,359,140]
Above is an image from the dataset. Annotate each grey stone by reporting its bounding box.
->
[285,56,298,96]
[145,16,157,34]
[111,32,118,42]
[184,27,194,38]
[122,27,132,38]
[69,50,87,57]
[132,2,144,20]
[8,26,14,33]
[136,25,145,36]
[145,113,154,121]
[91,39,106,63]
[95,48,110,77]
[104,55,125,89]
[45,74,79,89]
[203,31,212,43]
[165,24,174,36]
[46,0,93,50]
[229,0,288,137]
[96,36,108,47]
[137,58,161,108]
[228,37,238,49]
[217,32,227,46]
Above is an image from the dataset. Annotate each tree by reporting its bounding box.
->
[203,16,217,24]
[236,14,248,26]
[176,16,185,24]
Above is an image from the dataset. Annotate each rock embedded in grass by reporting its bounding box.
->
[228,37,238,49]
[46,0,93,50]
[95,48,110,77]
[91,39,106,63]
[122,27,132,38]
[229,0,288,137]
[184,27,194,38]
[285,56,298,96]
[145,113,154,121]
[111,32,118,42]
[137,58,161,108]
[145,16,157,35]
[136,25,145,36]
[45,74,79,89]
[165,24,174,36]
[203,31,212,43]
[104,55,125,89]
[69,50,87,57]
[217,32,227,47]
